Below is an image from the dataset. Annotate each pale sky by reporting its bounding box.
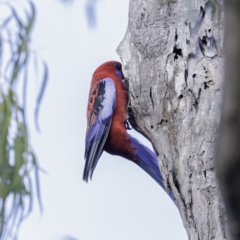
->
[18,0,188,239]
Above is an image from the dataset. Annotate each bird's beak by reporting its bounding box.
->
[115,70,125,80]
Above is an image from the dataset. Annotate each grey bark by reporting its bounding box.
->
[117,0,227,239]
[216,1,240,240]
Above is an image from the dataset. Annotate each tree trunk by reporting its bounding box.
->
[117,0,227,239]
[216,1,240,240]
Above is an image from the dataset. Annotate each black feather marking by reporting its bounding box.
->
[83,78,116,181]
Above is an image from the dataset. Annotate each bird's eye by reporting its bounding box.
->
[114,63,121,70]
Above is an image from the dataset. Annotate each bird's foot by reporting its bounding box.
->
[124,119,132,130]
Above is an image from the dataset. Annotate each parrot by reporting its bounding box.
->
[83,61,173,200]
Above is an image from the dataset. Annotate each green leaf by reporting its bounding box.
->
[35,60,48,131]
[25,1,36,36]
[0,1,47,238]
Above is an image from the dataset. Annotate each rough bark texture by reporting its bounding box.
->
[216,1,240,240]
[117,0,227,239]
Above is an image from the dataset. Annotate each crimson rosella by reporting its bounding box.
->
[83,61,173,200]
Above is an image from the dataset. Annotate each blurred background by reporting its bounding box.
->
[0,0,187,239]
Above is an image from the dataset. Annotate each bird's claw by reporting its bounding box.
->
[124,119,132,130]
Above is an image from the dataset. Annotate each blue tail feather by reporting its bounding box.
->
[130,135,174,201]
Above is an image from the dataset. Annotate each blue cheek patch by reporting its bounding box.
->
[115,70,124,80]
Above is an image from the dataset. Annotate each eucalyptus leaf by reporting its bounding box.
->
[0,1,48,239]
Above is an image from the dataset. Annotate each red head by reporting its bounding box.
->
[92,61,125,82]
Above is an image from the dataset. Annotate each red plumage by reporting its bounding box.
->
[83,61,173,201]
[83,61,138,181]
[87,61,128,142]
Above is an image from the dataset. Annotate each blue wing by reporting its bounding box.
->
[83,78,116,181]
